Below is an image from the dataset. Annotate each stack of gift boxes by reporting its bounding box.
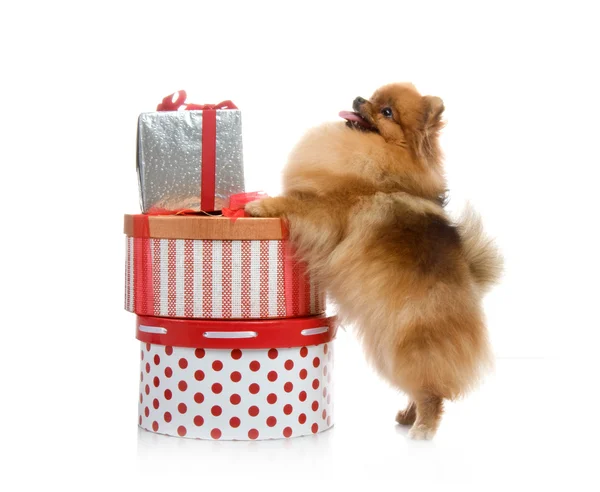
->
[125,91,336,441]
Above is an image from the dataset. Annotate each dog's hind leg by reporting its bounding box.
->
[408,395,443,440]
[395,401,417,426]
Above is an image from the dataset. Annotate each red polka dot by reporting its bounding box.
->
[323,387,327,398]
[285,360,294,370]
[140,372,143,382]
[152,421,159,432]
[230,371,242,382]
[267,371,278,382]
[312,379,320,390]
[164,412,172,423]
[144,406,149,417]
[300,347,308,358]
[177,426,187,437]
[141,350,144,361]
[284,404,293,415]
[178,403,187,414]
[231,349,242,360]
[194,415,204,426]
[139,415,142,425]
[322,409,327,420]
[165,346,173,356]
[230,394,241,405]
[211,405,222,417]
[313,357,321,368]
[266,416,277,427]
[178,380,188,392]
[212,360,223,371]
[153,376,160,387]
[299,369,307,380]
[212,383,223,394]
[324,344,328,354]
[146,343,151,352]
[311,423,319,434]
[299,391,307,402]
[164,389,172,400]
[230,417,241,428]
[248,429,259,440]
[327,416,332,426]
[284,382,293,393]
[283,427,293,438]
[194,392,204,404]
[268,348,278,359]
[211,428,222,440]
[298,413,307,424]
[248,406,259,417]
[267,393,277,404]
[178,358,188,369]
[250,361,260,372]
[144,384,150,395]
[312,401,319,411]
[195,348,205,359]
[145,363,150,374]
[139,393,143,403]
[164,367,173,378]
[194,370,205,381]
[153,398,160,409]
[153,354,160,365]
[249,383,260,394]
[324,366,328,376]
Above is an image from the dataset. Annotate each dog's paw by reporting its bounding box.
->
[245,199,269,217]
[408,424,436,441]
[395,406,417,426]
[245,197,286,218]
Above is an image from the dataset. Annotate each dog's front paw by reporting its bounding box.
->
[245,197,284,218]
[408,424,436,440]
[245,199,270,217]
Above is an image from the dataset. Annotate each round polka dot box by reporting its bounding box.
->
[138,315,336,440]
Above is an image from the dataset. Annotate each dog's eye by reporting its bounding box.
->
[381,107,393,118]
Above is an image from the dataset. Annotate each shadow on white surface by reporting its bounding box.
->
[137,423,335,458]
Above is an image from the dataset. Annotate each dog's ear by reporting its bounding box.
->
[422,96,445,129]
[414,96,444,161]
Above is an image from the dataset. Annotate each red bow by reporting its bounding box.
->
[222,192,268,220]
[157,90,238,111]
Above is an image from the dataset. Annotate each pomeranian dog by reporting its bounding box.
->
[246,83,502,439]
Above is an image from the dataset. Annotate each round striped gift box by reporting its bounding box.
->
[137,315,336,440]
[124,215,325,319]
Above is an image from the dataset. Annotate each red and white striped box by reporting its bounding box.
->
[137,315,336,440]
[124,215,325,319]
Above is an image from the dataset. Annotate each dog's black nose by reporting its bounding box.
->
[353,97,366,112]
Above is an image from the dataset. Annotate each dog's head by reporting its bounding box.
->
[340,83,445,158]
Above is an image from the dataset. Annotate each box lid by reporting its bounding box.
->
[136,315,337,349]
[124,214,288,240]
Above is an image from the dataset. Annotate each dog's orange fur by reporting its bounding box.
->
[246,83,502,439]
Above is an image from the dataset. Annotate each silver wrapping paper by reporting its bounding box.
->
[137,109,245,213]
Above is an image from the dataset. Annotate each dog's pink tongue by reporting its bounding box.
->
[339,111,370,127]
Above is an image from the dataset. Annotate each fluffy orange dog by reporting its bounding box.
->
[246,83,502,439]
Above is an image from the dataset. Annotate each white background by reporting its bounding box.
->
[1,0,599,489]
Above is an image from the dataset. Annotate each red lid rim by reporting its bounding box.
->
[136,315,337,349]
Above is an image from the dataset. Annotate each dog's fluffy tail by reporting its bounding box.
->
[456,204,503,293]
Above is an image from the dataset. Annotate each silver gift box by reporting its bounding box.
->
[137,109,245,213]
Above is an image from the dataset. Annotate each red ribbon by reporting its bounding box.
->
[222,191,269,220]
[156,90,238,212]
[132,216,155,315]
